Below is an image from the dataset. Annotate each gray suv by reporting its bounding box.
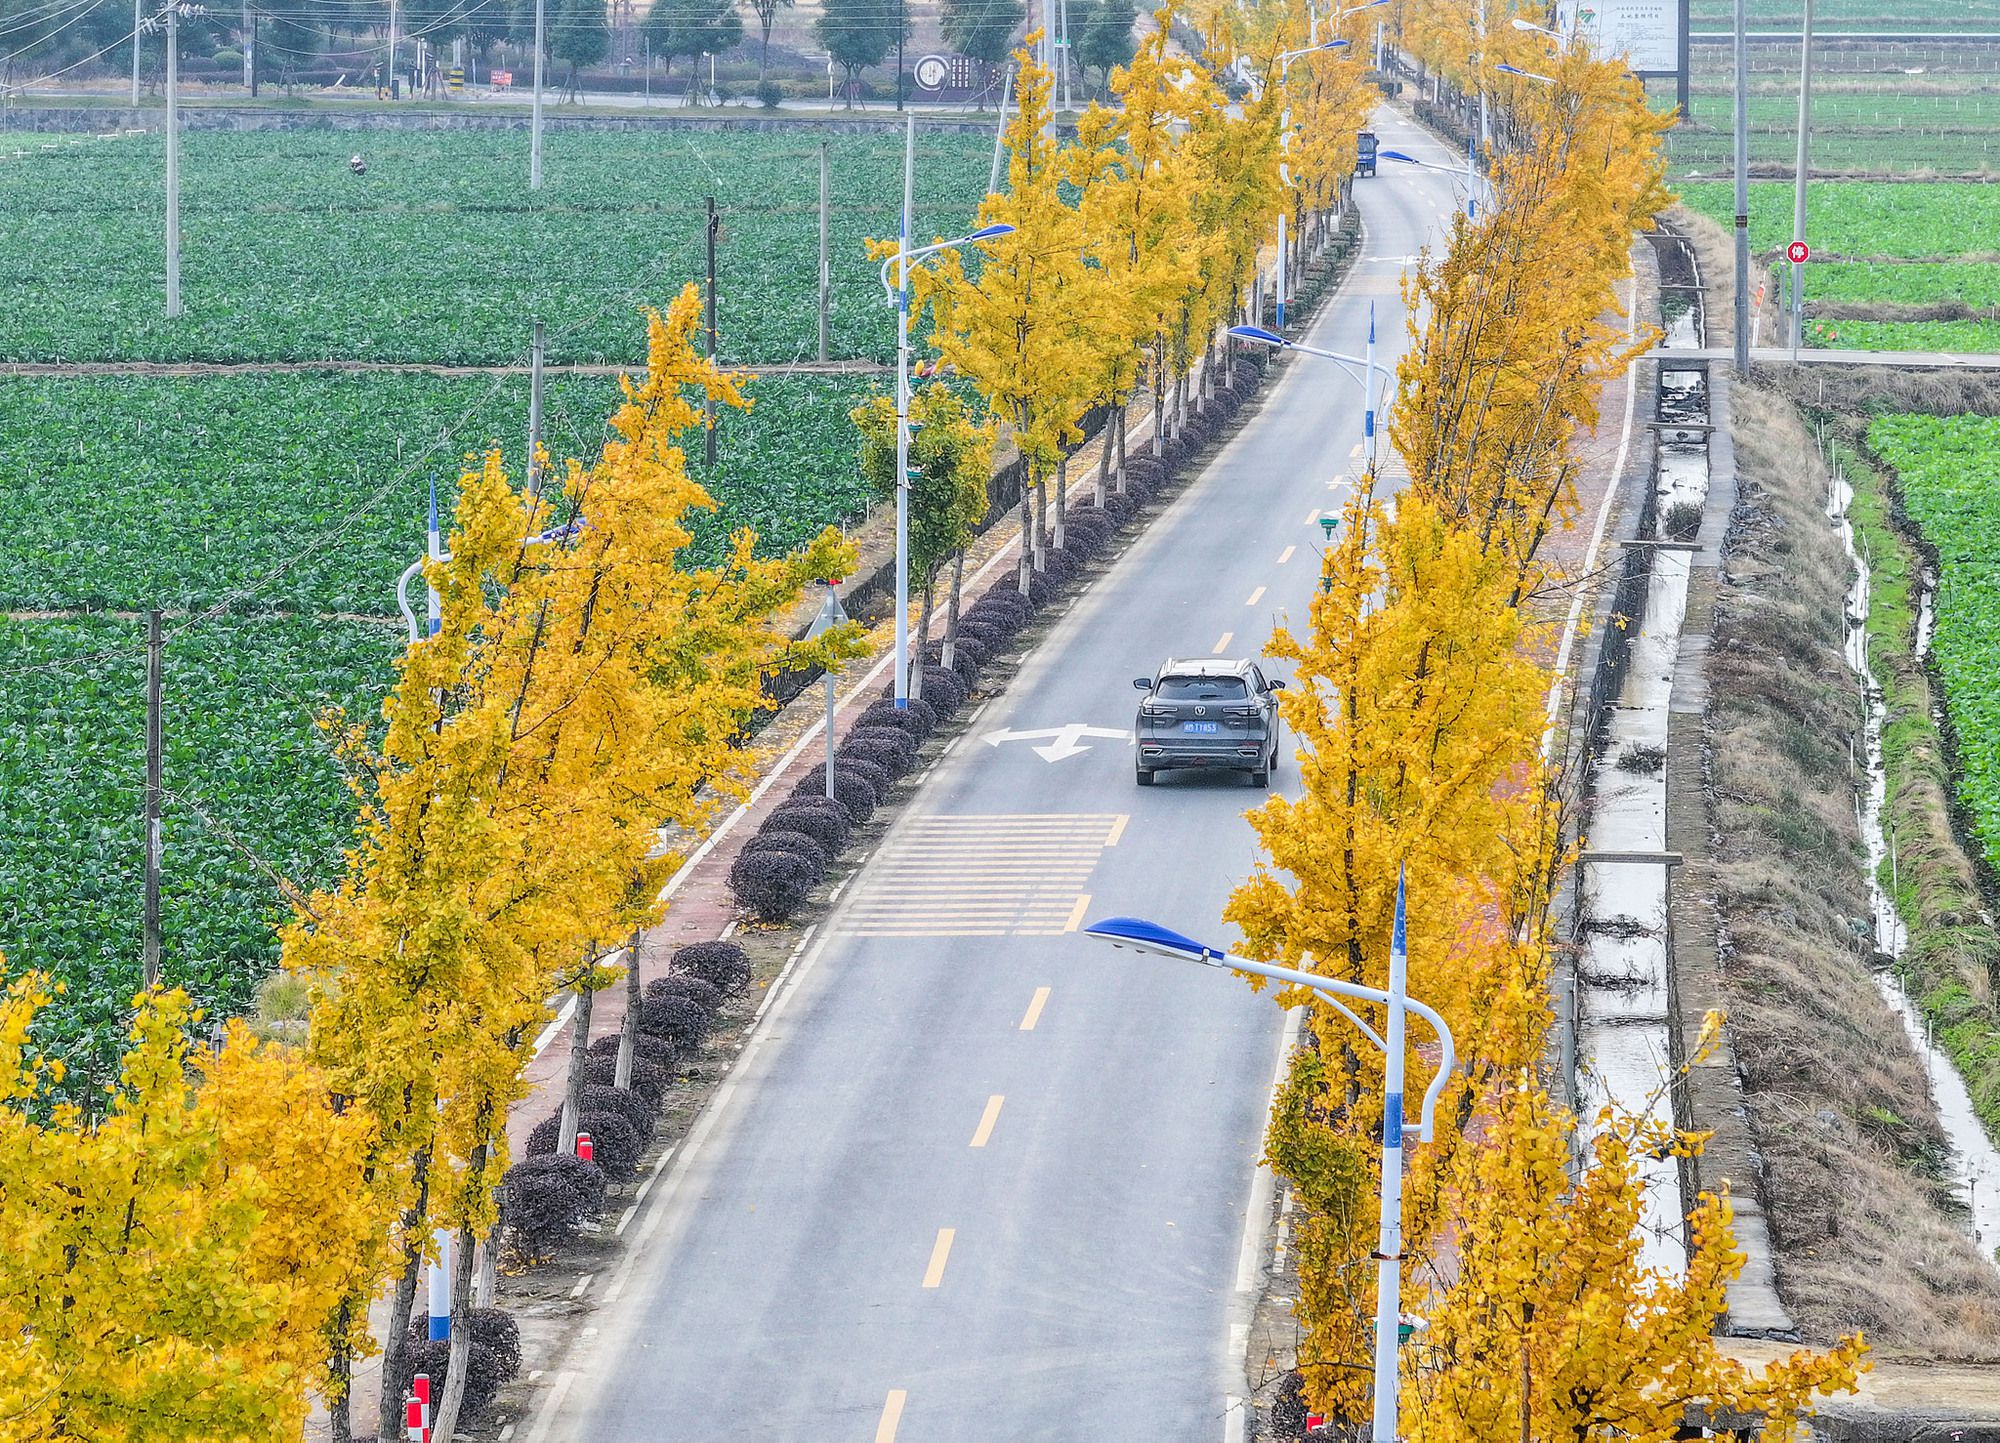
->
[1132,659,1286,787]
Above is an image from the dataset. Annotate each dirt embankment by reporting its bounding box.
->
[1708,383,2000,1358]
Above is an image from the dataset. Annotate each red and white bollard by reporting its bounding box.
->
[413,1373,433,1442]
[405,1394,426,1442]
[576,1131,594,1163]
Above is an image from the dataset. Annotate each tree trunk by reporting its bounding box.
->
[912,577,935,700]
[1016,478,1034,595]
[1032,475,1049,572]
[376,1154,431,1443]
[759,22,771,77]
[423,1209,482,1443]
[1053,455,1067,551]
[614,927,642,1091]
[1114,408,1130,493]
[1094,410,1114,507]
[557,964,596,1154]
[941,550,966,670]
[326,1303,354,1443]
[474,1221,498,1307]
[1151,343,1166,458]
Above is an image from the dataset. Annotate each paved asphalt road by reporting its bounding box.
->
[552,106,1466,1443]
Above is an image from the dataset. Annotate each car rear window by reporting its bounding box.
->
[1155,675,1247,700]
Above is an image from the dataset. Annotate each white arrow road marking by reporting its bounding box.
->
[980,723,1131,762]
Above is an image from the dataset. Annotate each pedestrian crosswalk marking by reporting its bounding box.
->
[839,813,1124,938]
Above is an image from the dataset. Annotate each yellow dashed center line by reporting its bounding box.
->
[876,1390,907,1443]
[1277,545,1296,564]
[1062,894,1092,933]
[970,1095,1005,1148]
[1020,986,1051,1031]
[922,1229,955,1288]
[1213,632,1234,653]
[1105,814,1129,846]
[1245,586,1266,606]
[1302,505,1322,526]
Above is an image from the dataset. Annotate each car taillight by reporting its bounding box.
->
[1142,704,1172,717]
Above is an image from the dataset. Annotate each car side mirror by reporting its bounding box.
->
[1132,677,1152,690]
[1268,679,1286,690]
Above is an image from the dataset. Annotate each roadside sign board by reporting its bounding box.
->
[1787,240,1810,263]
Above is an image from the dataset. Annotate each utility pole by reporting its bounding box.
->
[896,0,905,110]
[1057,0,1071,110]
[705,195,719,466]
[528,318,545,497]
[529,0,545,188]
[247,5,258,95]
[131,0,142,105]
[1732,0,1749,375]
[818,143,831,364]
[164,2,182,318]
[142,609,164,992]
[988,63,1013,194]
[1790,0,1813,359]
[387,0,398,96]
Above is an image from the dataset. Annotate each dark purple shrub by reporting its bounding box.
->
[582,1082,654,1137]
[743,827,833,872]
[858,697,938,738]
[389,1339,508,1421]
[499,1153,607,1264]
[586,1031,679,1073]
[640,993,715,1052]
[644,973,723,1017]
[845,725,919,769]
[841,735,913,781]
[763,800,852,855]
[916,665,968,718]
[794,763,884,818]
[672,939,752,995]
[584,1053,669,1109]
[728,849,819,921]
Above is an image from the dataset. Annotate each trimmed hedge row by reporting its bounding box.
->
[500,940,751,1264]
[724,374,1261,926]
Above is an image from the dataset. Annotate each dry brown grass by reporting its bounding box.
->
[1708,383,2000,1359]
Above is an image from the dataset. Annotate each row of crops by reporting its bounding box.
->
[1870,416,2000,875]
[4,122,983,1081]
[0,127,992,364]
[1678,180,2000,352]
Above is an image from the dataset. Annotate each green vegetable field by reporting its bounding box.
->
[1678,180,2000,351]
[1871,414,2000,874]
[0,120,952,1076]
[0,127,992,364]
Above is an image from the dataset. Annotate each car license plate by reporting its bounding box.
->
[1183,721,1219,734]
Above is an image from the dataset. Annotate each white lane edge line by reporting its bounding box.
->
[524,1368,575,1443]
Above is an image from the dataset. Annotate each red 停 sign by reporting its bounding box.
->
[1786,240,1810,264]
[492,69,513,85]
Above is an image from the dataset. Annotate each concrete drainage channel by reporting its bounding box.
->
[1825,444,2000,1249]
[1566,230,1708,1274]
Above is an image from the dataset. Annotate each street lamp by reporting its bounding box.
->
[1377,143,1491,221]
[1495,60,1555,83]
[140,0,205,317]
[395,479,586,641]
[1229,307,1390,477]
[1510,15,1571,49]
[877,112,1013,711]
[1082,873,1454,1443]
[1271,38,1350,331]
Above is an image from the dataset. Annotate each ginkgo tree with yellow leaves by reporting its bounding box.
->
[0,977,378,1443]
[284,286,861,1442]
[1221,8,1865,1438]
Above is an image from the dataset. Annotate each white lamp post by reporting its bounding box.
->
[1377,144,1492,221]
[1229,313,1389,477]
[1494,59,1555,84]
[1083,871,1453,1443]
[876,119,1013,710]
